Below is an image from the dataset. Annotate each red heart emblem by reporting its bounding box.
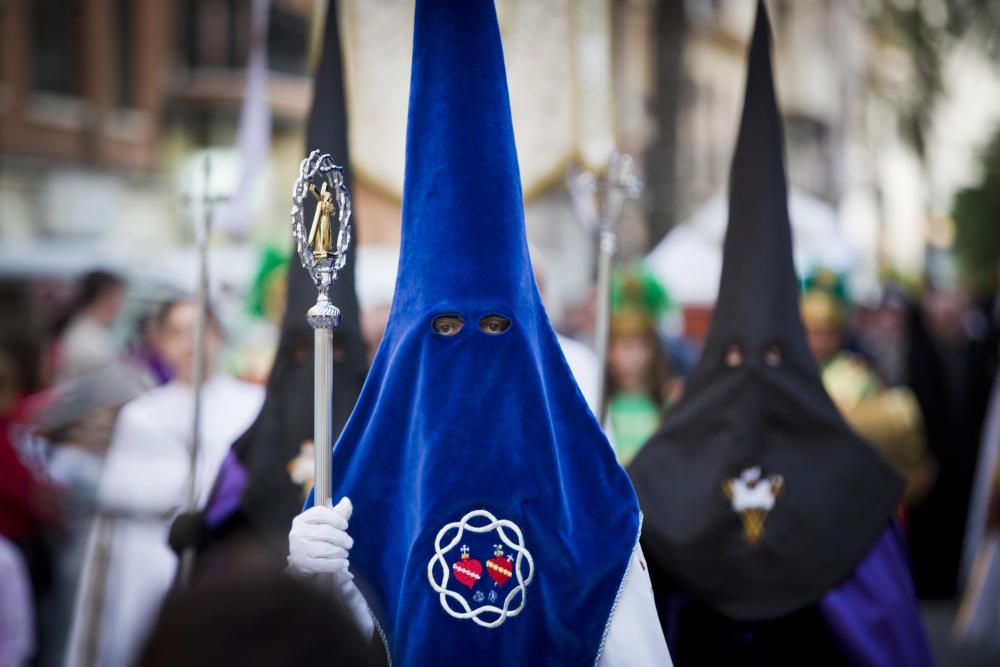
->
[487,556,513,587]
[452,558,482,589]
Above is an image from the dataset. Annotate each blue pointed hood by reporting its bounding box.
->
[393,0,531,315]
[320,1,641,663]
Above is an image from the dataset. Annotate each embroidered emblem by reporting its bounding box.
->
[722,466,784,547]
[486,544,514,587]
[427,509,535,628]
[452,545,482,589]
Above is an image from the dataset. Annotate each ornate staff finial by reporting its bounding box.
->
[566,151,642,416]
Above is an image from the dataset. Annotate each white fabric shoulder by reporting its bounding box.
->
[598,544,673,666]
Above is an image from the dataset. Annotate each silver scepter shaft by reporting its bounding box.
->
[313,328,333,505]
[310,298,337,507]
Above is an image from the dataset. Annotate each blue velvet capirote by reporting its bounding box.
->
[306,1,640,665]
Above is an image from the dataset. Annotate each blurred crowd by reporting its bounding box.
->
[1,252,999,665]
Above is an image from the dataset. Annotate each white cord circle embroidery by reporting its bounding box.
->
[426,509,535,628]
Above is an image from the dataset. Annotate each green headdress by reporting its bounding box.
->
[611,263,672,336]
[800,267,849,331]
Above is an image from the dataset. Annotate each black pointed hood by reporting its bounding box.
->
[201,0,367,556]
[628,1,902,621]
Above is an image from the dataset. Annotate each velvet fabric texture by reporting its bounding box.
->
[305,1,640,664]
[628,0,902,621]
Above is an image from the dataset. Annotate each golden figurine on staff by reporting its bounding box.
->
[307,180,337,258]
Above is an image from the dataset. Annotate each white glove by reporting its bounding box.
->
[288,497,374,639]
[288,498,354,575]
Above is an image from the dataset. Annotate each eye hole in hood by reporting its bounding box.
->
[762,342,783,367]
[479,314,511,335]
[724,343,744,368]
[432,314,464,336]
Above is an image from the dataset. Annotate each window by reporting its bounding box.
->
[31,0,83,96]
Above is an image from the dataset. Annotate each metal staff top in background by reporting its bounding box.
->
[567,152,642,417]
[290,150,352,509]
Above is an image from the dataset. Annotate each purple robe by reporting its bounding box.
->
[660,523,934,666]
[820,523,934,667]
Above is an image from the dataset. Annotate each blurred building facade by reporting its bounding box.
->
[0,0,313,297]
[1,0,998,325]
[643,0,1000,308]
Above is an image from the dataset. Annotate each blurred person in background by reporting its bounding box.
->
[127,310,172,388]
[229,242,289,385]
[32,363,143,667]
[801,270,934,507]
[605,266,677,465]
[65,298,263,667]
[136,566,374,667]
[856,283,912,388]
[51,271,126,381]
[0,341,62,665]
[906,282,996,599]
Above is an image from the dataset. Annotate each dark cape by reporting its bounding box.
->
[628,3,932,665]
[174,0,368,570]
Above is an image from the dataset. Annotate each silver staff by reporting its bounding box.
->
[180,155,228,586]
[567,152,641,416]
[290,150,352,509]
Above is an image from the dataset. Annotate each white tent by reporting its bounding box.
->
[645,188,855,305]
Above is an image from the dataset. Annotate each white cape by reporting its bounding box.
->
[64,375,263,667]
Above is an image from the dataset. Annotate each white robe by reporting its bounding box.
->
[599,544,674,666]
[65,375,263,667]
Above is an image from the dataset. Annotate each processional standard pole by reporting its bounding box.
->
[180,155,228,586]
[290,149,353,512]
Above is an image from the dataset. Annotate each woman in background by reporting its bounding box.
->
[605,266,678,465]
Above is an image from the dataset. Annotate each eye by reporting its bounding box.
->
[479,314,511,335]
[724,343,744,368]
[432,315,464,336]
[762,343,783,367]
